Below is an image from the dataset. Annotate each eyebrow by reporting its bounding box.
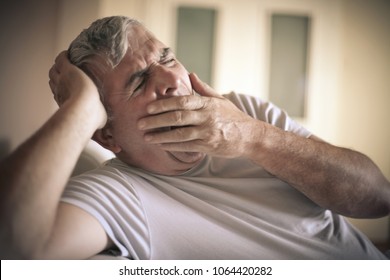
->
[160,47,172,61]
[125,47,173,90]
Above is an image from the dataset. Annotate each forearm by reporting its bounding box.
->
[0,97,103,258]
[248,122,390,218]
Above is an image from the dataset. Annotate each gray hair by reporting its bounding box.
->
[67,16,141,121]
[68,16,140,71]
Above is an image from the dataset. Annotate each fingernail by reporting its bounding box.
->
[144,134,152,141]
[138,120,146,129]
[147,104,157,114]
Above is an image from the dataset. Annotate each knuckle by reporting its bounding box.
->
[172,111,183,124]
[175,127,186,138]
[178,96,190,108]
[204,129,215,143]
[198,97,208,110]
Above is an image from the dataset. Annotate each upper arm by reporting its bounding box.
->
[309,134,325,143]
[41,202,114,259]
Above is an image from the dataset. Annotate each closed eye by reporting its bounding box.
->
[126,68,150,97]
[162,58,176,67]
[134,77,147,93]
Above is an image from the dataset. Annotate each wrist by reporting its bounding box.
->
[241,119,267,161]
[64,92,107,131]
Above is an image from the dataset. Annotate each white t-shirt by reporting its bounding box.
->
[62,92,386,259]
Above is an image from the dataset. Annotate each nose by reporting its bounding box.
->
[152,65,181,97]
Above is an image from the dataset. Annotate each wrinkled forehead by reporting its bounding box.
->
[86,24,167,90]
[126,24,166,57]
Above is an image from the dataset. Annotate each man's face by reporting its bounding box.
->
[99,25,205,175]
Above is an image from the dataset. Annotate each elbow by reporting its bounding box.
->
[0,243,47,260]
[369,173,390,218]
[351,178,390,219]
[329,177,390,219]
[382,181,390,216]
[0,230,52,260]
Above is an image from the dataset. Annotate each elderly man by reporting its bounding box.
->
[0,16,389,259]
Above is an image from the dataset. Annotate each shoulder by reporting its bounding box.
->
[64,160,140,204]
[223,92,311,137]
[64,158,160,205]
[62,159,150,258]
[223,92,284,121]
[69,162,126,187]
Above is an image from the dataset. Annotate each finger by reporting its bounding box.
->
[157,141,203,153]
[48,64,59,96]
[54,50,69,67]
[146,94,208,115]
[49,52,67,93]
[189,72,220,98]
[48,64,58,81]
[138,110,204,130]
[48,79,56,95]
[144,126,200,144]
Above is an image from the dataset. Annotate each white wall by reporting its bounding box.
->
[0,0,100,157]
[0,0,59,158]
[337,0,390,244]
[56,0,100,52]
[337,0,390,180]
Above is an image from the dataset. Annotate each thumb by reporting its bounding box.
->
[189,73,221,98]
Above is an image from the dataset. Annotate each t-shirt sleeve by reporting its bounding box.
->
[60,167,150,259]
[224,92,312,138]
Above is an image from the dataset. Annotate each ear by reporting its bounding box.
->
[92,127,122,154]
